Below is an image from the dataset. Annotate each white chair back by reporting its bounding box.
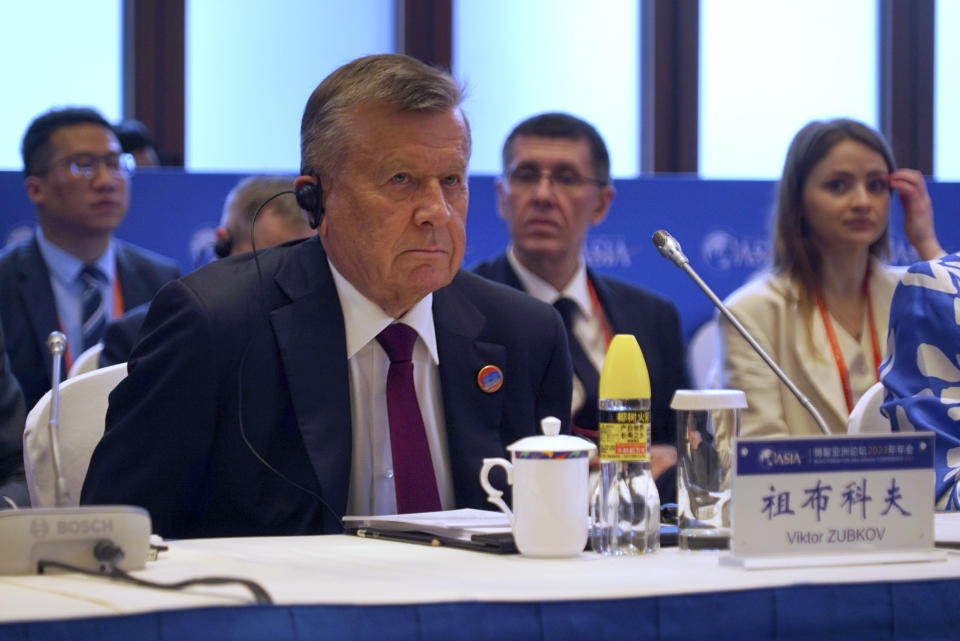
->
[847,380,891,434]
[687,318,719,389]
[68,342,104,378]
[23,362,127,507]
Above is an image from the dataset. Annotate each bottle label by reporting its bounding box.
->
[598,408,651,461]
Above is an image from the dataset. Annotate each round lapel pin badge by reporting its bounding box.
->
[476,365,503,393]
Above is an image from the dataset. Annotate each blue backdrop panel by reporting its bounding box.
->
[2,170,957,342]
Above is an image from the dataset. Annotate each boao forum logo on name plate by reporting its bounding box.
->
[758,447,802,470]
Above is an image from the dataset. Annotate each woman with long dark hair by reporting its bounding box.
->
[719,118,943,437]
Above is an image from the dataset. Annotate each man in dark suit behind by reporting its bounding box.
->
[98,175,315,368]
[472,112,689,503]
[0,107,180,410]
[82,54,572,539]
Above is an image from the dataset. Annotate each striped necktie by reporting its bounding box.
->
[79,264,108,350]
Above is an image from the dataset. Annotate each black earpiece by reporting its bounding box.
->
[213,233,233,259]
[295,178,324,229]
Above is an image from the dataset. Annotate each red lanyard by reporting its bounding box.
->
[815,271,881,414]
[113,274,125,316]
[586,278,613,347]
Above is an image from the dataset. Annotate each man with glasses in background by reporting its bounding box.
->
[473,112,689,503]
[0,107,180,411]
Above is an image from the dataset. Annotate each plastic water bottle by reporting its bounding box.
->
[590,335,660,555]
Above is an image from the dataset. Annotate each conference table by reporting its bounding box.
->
[3,521,960,641]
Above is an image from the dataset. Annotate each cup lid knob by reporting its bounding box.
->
[540,416,561,436]
[506,416,595,453]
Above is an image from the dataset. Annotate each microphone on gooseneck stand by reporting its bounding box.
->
[0,332,152,575]
[0,334,273,602]
[651,230,831,436]
[45,332,72,506]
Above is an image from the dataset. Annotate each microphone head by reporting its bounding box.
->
[651,230,688,267]
[652,230,671,250]
[46,331,67,355]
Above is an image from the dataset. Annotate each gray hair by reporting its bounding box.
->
[299,54,468,178]
[220,175,306,240]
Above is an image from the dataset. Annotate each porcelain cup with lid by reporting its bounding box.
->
[480,416,596,557]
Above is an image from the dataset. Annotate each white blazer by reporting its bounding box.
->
[717,260,901,438]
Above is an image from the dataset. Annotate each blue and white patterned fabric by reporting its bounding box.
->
[880,252,960,511]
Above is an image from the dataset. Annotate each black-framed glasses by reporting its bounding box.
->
[506,165,606,191]
[50,152,136,179]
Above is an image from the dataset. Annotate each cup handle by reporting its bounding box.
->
[479,457,514,524]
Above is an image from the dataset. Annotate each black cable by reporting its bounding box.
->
[236,340,343,528]
[248,189,295,313]
[37,559,273,606]
[235,190,344,530]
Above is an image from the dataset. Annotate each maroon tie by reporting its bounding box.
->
[376,323,441,513]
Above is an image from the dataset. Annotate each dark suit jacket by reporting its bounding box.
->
[0,234,180,409]
[473,255,689,504]
[82,238,572,539]
[0,322,27,508]
[472,253,690,447]
[98,303,150,368]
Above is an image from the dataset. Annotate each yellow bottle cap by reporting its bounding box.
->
[599,334,650,398]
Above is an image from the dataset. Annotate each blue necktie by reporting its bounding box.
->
[80,265,108,350]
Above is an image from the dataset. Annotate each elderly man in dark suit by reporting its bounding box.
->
[0,107,180,410]
[82,55,572,539]
[472,112,689,503]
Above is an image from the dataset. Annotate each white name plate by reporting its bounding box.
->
[728,432,941,568]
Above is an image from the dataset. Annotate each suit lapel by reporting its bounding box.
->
[114,242,149,310]
[768,274,848,429]
[809,262,895,427]
[19,239,60,380]
[493,254,525,291]
[269,241,352,517]
[801,312,849,427]
[433,276,506,505]
[793,266,896,430]
[586,268,624,333]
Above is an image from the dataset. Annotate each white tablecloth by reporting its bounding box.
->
[2,529,960,624]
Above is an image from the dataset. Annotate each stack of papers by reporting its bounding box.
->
[936,512,960,549]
